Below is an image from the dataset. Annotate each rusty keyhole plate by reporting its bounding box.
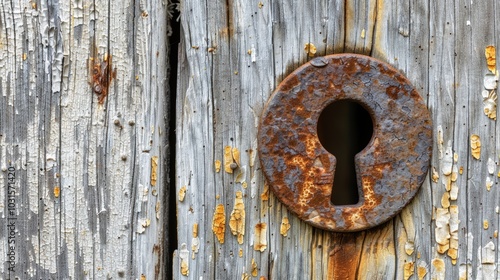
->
[258,53,432,232]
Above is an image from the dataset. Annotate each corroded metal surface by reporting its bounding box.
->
[258,54,432,232]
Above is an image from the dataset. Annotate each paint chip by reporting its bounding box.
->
[156,202,161,220]
[254,223,267,252]
[239,248,243,257]
[212,204,226,243]
[249,148,256,167]
[432,167,439,183]
[179,186,187,201]
[417,262,427,280]
[485,45,496,74]
[486,177,493,191]
[435,208,450,254]
[482,90,497,120]
[191,224,199,259]
[431,258,445,278]
[215,160,221,172]
[441,192,450,208]
[54,186,60,198]
[483,74,498,90]
[482,241,496,264]
[224,146,234,173]
[232,147,241,166]
[229,191,246,244]
[137,218,151,233]
[448,205,459,264]
[280,217,291,237]
[251,258,258,276]
[151,156,158,186]
[484,219,489,230]
[360,29,366,39]
[403,262,414,280]
[442,146,453,175]
[470,134,481,159]
[235,166,246,183]
[405,241,415,255]
[224,146,241,173]
[304,43,317,57]
[179,243,189,276]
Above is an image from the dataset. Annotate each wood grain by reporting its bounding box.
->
[0,0,170,278]
[175,0,500,279]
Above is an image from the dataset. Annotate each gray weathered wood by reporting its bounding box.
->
[0,0,170,279]
[175,0,500,279]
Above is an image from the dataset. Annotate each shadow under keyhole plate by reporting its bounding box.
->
[258,53,432,232]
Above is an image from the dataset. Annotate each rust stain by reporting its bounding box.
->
[153,244,161,279]
[260,182,269,201]
[328,233,361,280]
[91,53,116,104]
[220,0,234,39]
[258,54,432,232]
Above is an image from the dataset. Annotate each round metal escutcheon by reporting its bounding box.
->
[258,53,432,232]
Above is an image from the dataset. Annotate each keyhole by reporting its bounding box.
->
[317,100,374,205]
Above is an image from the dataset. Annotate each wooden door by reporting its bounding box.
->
[0,1,171,279]
[174,0,499,279]
[1,0,499,279]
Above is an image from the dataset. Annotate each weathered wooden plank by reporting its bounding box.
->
[0,0,170,279]
[175,0,500,279]
[466,1,498,279]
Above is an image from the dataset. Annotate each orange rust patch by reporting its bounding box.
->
[91,53,116,104]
